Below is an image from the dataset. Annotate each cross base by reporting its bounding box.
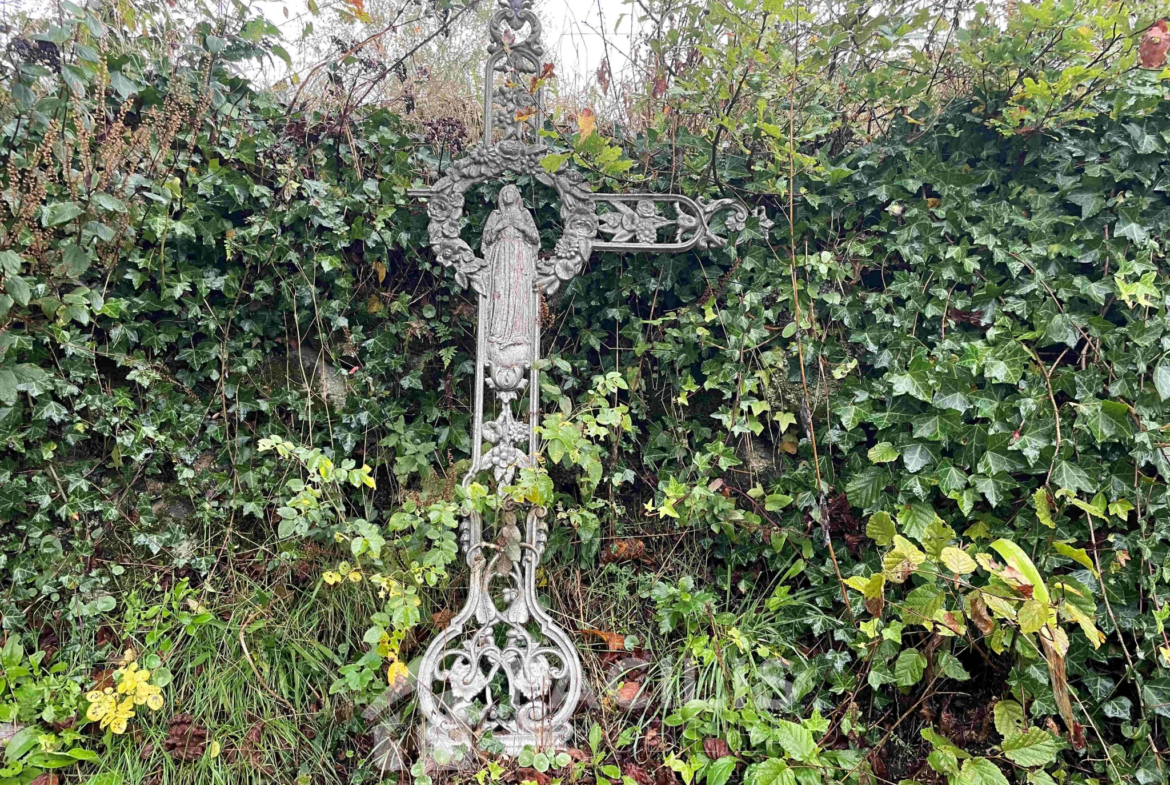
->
[424,723,572,769]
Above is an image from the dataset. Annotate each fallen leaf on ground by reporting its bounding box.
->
[601,539,646,564]
[164,714,208,761]
[614,680,643,707]
[580,628,625,650]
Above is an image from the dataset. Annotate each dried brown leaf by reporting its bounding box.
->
[1140,20,1170,69]
[703,738,731,759]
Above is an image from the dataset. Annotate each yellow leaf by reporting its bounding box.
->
[374,261,387,284]
[1053,542,1096,576]
[1018,599,1049,634]
[388,660,410,685]
[940,546,977,575]
[578,108,596,140]
[209,740,222,759]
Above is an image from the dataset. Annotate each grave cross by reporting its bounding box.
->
[407,0,765,761]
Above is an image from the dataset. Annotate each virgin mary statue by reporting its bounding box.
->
[481,184,540,396]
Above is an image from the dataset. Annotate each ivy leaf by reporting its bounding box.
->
[984,341,1027,385]
[0,369,17,404]
[935,651,971,680]
[889,368,934,402]
[5,275,31,306]
[936,462,968,494]
[1075,399,1132,443]
[1154,363,1170,401]
[1041,313,1079,349]
[59,242,93,277]
[902,443,936,473]
[1050,460,1094,494]
[971,474,1012,508]
[1001,728,1057,767]
[898,502,939,543]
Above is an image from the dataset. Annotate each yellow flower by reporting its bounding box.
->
[323,571,342,585]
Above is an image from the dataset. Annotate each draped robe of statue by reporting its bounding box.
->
[481,185,540,395]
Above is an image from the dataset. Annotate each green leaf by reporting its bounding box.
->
[936,651,971,680]
[91,192,128,213]
[1154,363,1170,401]
[0,250,21,275]
[994,700,1026,739]
[898,502,939,543]
[846,467,887,509]
[940,546,977,574]
[1050,460,1094,494]
[1033,489,1054,528]
[990,539,1050,605]
[0,369,17,404]
[108,70,139,99]
[43,201,85,227]
[1075,399,1132,443]
[5,275,30,306]
[868,441,899,463]
[902,443,936,473]
[706,756,736,785]
[1052,542,1095,574]
[984,342,1027,385]
[60,242,92,277]
[1001,728,1057,767]
[774,720,817,761]
[866,511,895,546]
[1017,599,1048,634]
[894,648,927,687]
[889,369,934,402]
[750,759,794,785]
[956,758,1009,785]
[541,152,572,173]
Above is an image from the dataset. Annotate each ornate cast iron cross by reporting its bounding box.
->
[408,0,764,761]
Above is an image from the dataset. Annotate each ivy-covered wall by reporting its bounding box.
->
[3,1,1170,783]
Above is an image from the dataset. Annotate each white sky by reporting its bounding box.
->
[5,0,644,85]
[251,0,643,85]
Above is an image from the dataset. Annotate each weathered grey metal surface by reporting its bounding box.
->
[406,0,763,762]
